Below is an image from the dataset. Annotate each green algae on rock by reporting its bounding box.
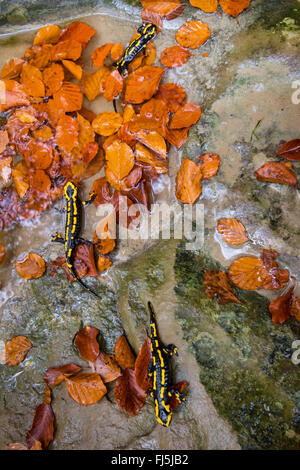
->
[174,245,300,449]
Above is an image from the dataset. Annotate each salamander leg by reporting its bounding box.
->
[51,233,65,244]
[75,238,93,247]
[113,99,118,113]
[163,344,178,357]
[168,389,186,404]
[55,207,66,214]
[82,191,96,207]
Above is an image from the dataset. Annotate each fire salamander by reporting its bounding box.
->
[147,301,186,427]
[51,181,99,298]
[113,23,157,76]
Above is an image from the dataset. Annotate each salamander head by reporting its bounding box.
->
[64,181,77,200]
[165,344,178,357]
[137,22,157,37]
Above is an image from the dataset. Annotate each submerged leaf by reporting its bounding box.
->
[125,66,164,104]
[15,253,45,280]
[160,45,191,68]
[170,102,201,129]
[204,270,241,305]
[176,21,211,49]
[220,0,252,18]
[5,336,32,366]
[217,218,249,245]
[175,157,202,204]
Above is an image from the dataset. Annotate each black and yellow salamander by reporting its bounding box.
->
[51,181,99,298]
[113,23,157,76]
[147,301,186,427]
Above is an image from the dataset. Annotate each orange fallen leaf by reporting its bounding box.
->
[28,169,52,196]
[33,125,53,142]
[170,102,201,129]
[15,253,45,280]
[190,0,218,12]
[176,158,202,203]
[59,21,96,49]
[291,297,300,322]
[135,143,168,173]
[115,333,136,369]
[65,372,107,405]
[92,352,121,383]
[56,114,79,153]
[21,64,45,98]
[125,65,164,104]
[92,43,114,67]
[105,139,135,180]
[156,82,186,113]
[165,127,189,149]
[140,98,169,136]
[176,21,211,49]
[97,255,112,272]
[136,129,167,159]
[43,363,82,387]
[82,141,99,164]
[0,155,12,184]
[92,111,123,136]
[115,368,147,416]
[51,39,82,62]
[269,287,294,325]
[134,335,152,392]
[12,161,29,198]
[220,0,252,18]
[141,1,185,20]
[91,177,111,207]
[277,139,300,161]
[5,335,32,366]
[141,9,163,32]
[43,63,64,95]
[160,45,191,68]
[111,42,123,61]
[228,256,265,291]
[204,270,241,304]
[62,60,82,80]
[103,70,123,101]
[254,161,297,186]
[0,243,5,264]
[53,81,82,112]
[260,249,289,291]
[217,218,249,245]
[197,153,220,179]
[82,67,110,101]
[33,24,62,46]
[75,325,100,362]
[26,391,54,450]
[1,57,25,80]
[0,80,29,112]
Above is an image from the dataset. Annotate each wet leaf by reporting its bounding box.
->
[175,157,202,204]
[0,155,12,185]
[43,63,64,95]
[91,177,111,207]
[51,39,83,61]
[134,336,152,392]
[0,243,5,265]
[197,152,220,179]
[141,1,185,20]
[176,21,211,49]
[204,270,241,305]
[91,352,121,383]
[53,81,82,112]
[1,58,25,80]
[228,256,265,290]
[103,70,123,102]
[111,42,123,61]
[156,82,186,113]
[115,368,147,416]
[277,139,300,161]
[62,60,82,80]
[254,161,297,186]
[26,398,54,450]
[140,98,169,135]
[92,43,114,67]
[170,102,201,129]
[141,9,163,31]
[65,372,107,405]
[59,21,96,49]
[115,333,136,369]
[15,253,45,280]
[33,24,62,46]
[135,143,168,173]
[21,64,45,98]
[160,45,191,68]
[269,288,294,325]
[82,141,99,164]
[0,80,29,112]
[92,111,123,136]
[94,230,115,255]
[260,249,289,290]
[75,325,100,362]
[97,255,112,272]
[43,363,82,387]
[5,335,32,366]
[217,218,249,245]
[190,0,218,12]
[82,67,110,101]
[56,114,79,153]
[220,0,252,18]
[125,66,164,104]
[136,129,167,159]
[291,297,300,322]
[105,139,135,180]
[165,127,188,149]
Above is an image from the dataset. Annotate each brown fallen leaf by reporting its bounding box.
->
[91,352,122,383]
[197,153,220,180]
[170,102,201,129]
[0,243,5,265]
[254,161,297,186]
[115,333,136,369]
[5,335,32,366]
[269,287,294,325]
[217,218,249,245]
[43,363,82,387]
[15,253,45,280]
[228,256,265,291]
[65,372,107,405]
[115,368,147,416]
[204,270,242,305]
[74,325,100,362]
[277,139,300,161]
[175,157,202,204]
[26,387,54,450]
[0,130,9,153]
[220,0,252,18]
[260,249,290,290]
[134,335,152,392]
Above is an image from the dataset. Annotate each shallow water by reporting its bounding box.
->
[0,0,300,450]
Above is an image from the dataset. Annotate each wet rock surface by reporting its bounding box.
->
[0,0,300,450]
